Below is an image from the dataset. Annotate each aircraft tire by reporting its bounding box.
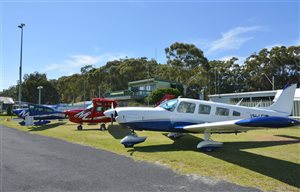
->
[77,125,83,130]
[200,147,215,152]
[100,124,106,131]
[124,143,134,148]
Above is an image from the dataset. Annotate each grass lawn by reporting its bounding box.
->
[1,117,300,192]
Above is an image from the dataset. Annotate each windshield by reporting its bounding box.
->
[85,103,93,110]
[159,99,178,111]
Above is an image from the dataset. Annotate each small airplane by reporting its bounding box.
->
[13,103,65,125]
[64,98,117,130]
[104,84,300,152]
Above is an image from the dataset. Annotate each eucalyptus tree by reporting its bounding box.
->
[242,46,300,91]
[164,42,209,96]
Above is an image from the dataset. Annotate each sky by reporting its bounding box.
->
[1,0,299,91]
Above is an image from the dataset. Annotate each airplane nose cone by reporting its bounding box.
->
[104,109,116,118]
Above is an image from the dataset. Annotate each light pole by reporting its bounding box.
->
[18,23,25,108]
[37,86,43,105]
[263,73,275,90]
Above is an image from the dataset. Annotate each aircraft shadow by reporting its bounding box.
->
[29,122,67,132]
[108,124,131,139]
[131,134,300,188]
[77,129,103,131]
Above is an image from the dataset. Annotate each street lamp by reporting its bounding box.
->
[37,86,43,105]
[263,73,275,90]
[18,23,25,108]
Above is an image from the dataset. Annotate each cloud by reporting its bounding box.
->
[264,44,282,50]
[44,53,127,74]
[207,26,264,54]
[218,55,247,65]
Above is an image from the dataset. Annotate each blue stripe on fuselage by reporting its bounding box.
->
[120,120,198,133]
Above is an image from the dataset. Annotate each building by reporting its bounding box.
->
[105,78,181,106]
[208,88,300,117]
[0,97,15,114]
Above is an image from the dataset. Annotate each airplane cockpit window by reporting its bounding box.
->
[159,99,178,111]
[96,106,103,112]
[215,107,229,116]
[177,102,196,113]
[198,104,211,115]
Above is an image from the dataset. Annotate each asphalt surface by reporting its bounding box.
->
[0,125,260,192]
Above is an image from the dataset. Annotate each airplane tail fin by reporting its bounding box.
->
[267,84,297,115]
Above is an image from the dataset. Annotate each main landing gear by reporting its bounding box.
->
[167,132,185,140]
[197,132,223,152]
[77,123,107,131]
[77,125,83,130]
[120,130,147,148]
[100,123,107,131]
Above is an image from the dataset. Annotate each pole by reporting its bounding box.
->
[263,74,274,90]
[18,23,25,108]
[39,89,41,105]
[37,86,43,105]
[98,85,101,98]
[272,76,275,90]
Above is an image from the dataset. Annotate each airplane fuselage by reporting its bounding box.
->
[113,98,290,133]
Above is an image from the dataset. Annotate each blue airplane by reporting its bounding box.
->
[13,104,65,126]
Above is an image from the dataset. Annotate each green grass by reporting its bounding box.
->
[1,118,300,192]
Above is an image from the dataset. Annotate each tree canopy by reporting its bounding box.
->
[1,43,299,104]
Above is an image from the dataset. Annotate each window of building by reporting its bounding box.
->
[233,111,241,116]
[215,107,229,116]
[198,104,211,115]
[177,101,196,113]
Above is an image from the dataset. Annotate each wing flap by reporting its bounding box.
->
[182,120,242,133]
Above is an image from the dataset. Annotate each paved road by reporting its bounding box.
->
[0,125,260,192]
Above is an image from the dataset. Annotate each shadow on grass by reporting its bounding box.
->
[131,134,300,188]
[29,122,67,132]
[77,128,103,131]
[108,124,131,139]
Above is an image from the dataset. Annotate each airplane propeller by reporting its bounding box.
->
[110,102,114,126]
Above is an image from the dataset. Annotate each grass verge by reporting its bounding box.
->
[1,118,300,191]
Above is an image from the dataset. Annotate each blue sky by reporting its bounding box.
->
[1,0,299,91]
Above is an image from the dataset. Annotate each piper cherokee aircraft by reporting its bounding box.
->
[104,84,300,152]
[13,104,65,126]
[64,98,117,130]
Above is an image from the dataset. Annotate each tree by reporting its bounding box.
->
[21,72,59,104]
[242,46,300,91]
[147,88,180,105]
[165,42,209,96]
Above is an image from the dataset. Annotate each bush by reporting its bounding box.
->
[148,88,181,105]
[6,105,12,116]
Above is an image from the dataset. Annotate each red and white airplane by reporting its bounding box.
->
[64,98,117,130]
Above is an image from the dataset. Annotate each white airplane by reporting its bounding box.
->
[104,84,300,152]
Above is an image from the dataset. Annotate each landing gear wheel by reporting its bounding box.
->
[197,132,223,152]
[100,124,106,131]
[200,147,215,152]
[124,143,134,148]
[77,125,83,130]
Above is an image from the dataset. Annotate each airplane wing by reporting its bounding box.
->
[180,116,300,133]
